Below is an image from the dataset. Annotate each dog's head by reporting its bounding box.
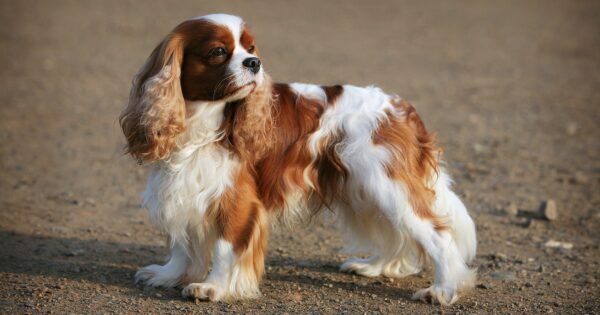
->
[120,14,263,162]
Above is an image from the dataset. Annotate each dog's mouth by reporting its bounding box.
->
[230,82,256,94]
[222,82,257,101]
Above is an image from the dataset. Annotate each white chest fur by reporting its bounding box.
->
[141,102,239,246]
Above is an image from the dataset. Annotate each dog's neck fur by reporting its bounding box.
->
[220,75,278,163]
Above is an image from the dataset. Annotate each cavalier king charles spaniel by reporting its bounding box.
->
[120,14,477,305]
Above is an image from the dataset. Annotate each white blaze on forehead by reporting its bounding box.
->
[193,14,243,44]
[191,14,262,93]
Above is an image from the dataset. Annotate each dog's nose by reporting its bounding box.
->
[242,57,261,74]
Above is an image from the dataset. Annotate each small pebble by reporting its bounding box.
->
[544,240,573,249]
[543,305,554,313]
[571,172,589,184]
[585,276,596,284]
[504,203,518,216]
[539,199,558,221]
[566,122,577,135]
[493,253,508,261]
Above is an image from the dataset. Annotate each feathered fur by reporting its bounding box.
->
[124,14,477,306]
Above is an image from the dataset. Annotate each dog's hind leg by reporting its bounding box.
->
[376,175,476,305]
[338,205,423,278]
[336,148,476,304]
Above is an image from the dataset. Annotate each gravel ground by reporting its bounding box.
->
[1,1,599,314]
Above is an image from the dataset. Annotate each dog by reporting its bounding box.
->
[120,14,477,305]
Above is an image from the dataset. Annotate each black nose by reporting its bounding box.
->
[242,57,261,74]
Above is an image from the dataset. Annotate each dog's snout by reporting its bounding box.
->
[242,57,261,74]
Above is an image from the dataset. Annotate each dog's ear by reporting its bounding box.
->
[120,33,186,162]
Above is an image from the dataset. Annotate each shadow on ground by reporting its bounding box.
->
[0,230,415,303]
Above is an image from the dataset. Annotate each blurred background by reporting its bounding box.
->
[0,0,598,313]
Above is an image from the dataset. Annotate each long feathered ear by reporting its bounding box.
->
[120,33,186,163]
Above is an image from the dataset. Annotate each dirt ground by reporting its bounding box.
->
[1,0,599,314]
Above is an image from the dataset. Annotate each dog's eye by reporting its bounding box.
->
[247,45,255,53]
[208,47,227,57]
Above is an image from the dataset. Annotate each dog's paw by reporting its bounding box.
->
[412,286,459,305]
[182,283,223,302]
[135,265,160,285]
[134,264,181,288]
[340,256,382,277]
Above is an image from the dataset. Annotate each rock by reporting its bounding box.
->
[570,172,589,184]
[493,253,508,261]
[544,240,573,250]
[585,276,596,284]
[477,283,494,289]
[473,143,487,154]
[504,203,518,216]
[539,200,558,221]
[566,122,577,135]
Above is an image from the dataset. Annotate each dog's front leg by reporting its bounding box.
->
[182,168,269,302]
[135,241,189,288]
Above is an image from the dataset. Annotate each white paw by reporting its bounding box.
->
[135,265,159,285]
[134,264,181,288]
[380,259,422,278]
[182,283,223,302]
[412,286,459,305]
[340,256,382,277]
